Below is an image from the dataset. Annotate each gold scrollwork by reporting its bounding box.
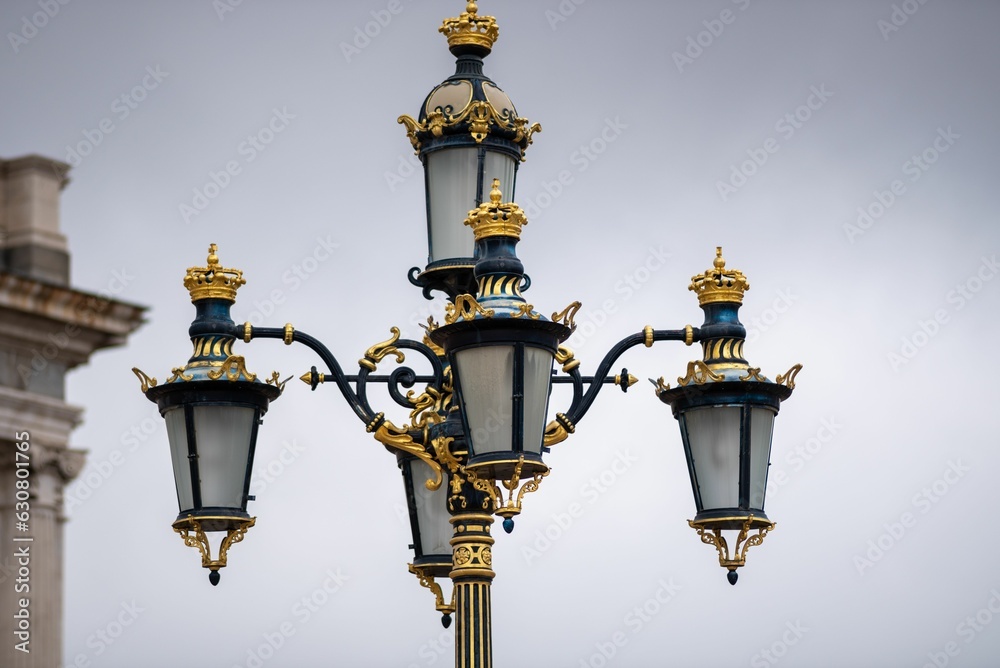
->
[688,516,775,572]
[265,371,290,392]
[555,346,580,373]
[131,367,158,393]
[206,355,257,382]
[776,363,803,390]
[543,412,575,447]
[465,456,550,522]
[445,294,495,324]
[551,301,582,331]
[167,367,194,383]
[408,564,456,617]
[739,367,768,383]
[677,360,724,386]
[513,303,540,320]
[173,517,255,572]
[368,414,443,491]
[359,327,405,371]
[651,376,671,394]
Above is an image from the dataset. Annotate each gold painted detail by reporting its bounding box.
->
[439,2,499,52]
[688,516,775,573]
[478,275,522,298]
[652,376,670,393]
[543,412,575,447]
[283,323,294,346]
[299,371,325,386]
[704,338,745,363]
[739,367,768,383]
[367,414,443,491]
[689,247,750,306]
[615,373,639,389]
[420,317,445,357]
[685,325,694,346]
[555,346,580,373]
[551,301,582,331]
[464,179,527,241]
[409,564,456,617]
[131,367,157,393]
[172,517,255,573]
[643,325,654,348]
[167,367,194,383]
[398,103,540,156]
[243,322,252,343]
[183,244,246,303]
[513,303,540,320]
[265,371,290,392]
[776,364,803,390]
[360,327,405,371]
[467,456,549,521]
[677,360,724,386]
[206,355,257,382]
[446,294,495,324]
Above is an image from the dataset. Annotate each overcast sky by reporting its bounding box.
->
[3,1,1000,667]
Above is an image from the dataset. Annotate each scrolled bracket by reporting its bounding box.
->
[688,516,775,576]
[776,363,803,390]
[551,301,582,331]
[367,414,443,491]
[408,563,456,620]
[677,360,723,386]
[131,367,158,393]
[360,327,405,372]
[172,517,256,577]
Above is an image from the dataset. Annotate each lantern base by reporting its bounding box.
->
[172,515,256,584]
[465,455,549,533]
[688,515,775,583]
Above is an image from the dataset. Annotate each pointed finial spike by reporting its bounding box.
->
[714,246,725,270]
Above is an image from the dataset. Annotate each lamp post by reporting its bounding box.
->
[132,3,801,666]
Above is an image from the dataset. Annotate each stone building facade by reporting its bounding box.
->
[0,155,145,667]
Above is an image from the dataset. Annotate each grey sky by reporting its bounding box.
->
[3,1,999,666]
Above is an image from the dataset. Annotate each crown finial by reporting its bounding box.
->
[440,1,499,54]
[183,243,246,303]
[689,247,750,306]
[464,179,527,241]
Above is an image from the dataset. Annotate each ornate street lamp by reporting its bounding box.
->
[655,248,802,584]
[400,1,540,298]
[133,3,803,666]
[132,245,283,585]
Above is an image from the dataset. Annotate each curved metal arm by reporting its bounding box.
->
[236,323,449,490]
[559,326,701,429]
